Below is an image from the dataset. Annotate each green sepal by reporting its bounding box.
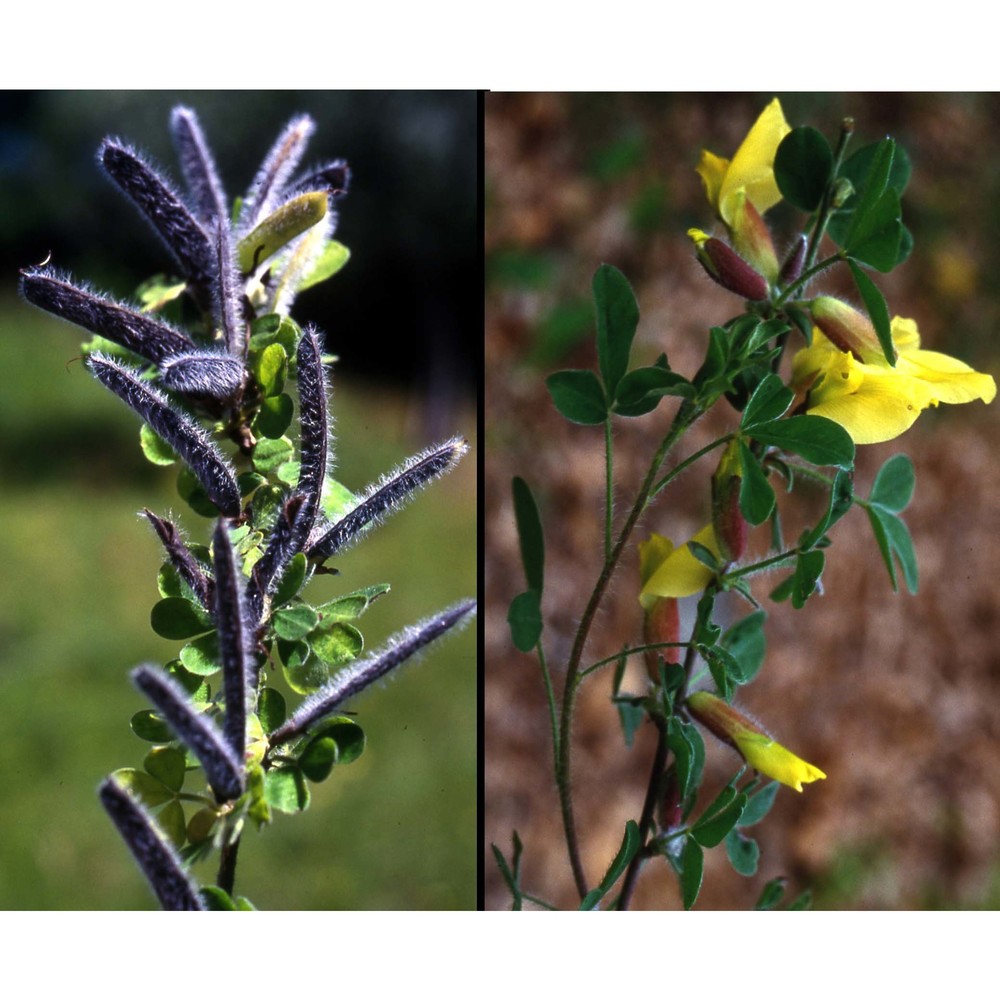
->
[237,191,328,272]
[546,369,608,425]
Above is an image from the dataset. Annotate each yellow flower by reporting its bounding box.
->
[792,299,996,444]
[687,691,826,793]
[695,98,790,281]
[639,527,719,608]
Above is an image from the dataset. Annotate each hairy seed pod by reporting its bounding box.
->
[270,598,476,747]
[158,350,246,399]
[99,778,205,911]
[20,269,195,364]
[308,436,469,561]
[141,508,212,608]
[88,354,242,517]
[169,106,228,225]
[132,664,245,802]
[240,114,315,230]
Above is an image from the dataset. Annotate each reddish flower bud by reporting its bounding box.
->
[711,440,748,564]
[688,229,769,301]
[643,595,680,684]
[779,235,807,286]
[809,296,882,360]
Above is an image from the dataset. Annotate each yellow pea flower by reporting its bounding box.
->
[639,526,719,607]
[792,298,996,444]
[687,691,826,793]
[695,98,791,281]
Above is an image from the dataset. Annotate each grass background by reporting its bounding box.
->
[0,91,477,910]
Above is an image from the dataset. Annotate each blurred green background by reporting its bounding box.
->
[0,91,477,909]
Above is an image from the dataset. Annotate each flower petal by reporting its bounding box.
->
[718,98,790,225]
[734,731,826,792]
[640,525,718,601]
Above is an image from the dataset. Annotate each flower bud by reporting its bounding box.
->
[711,439,748,564]
[643,595,680,684]
[686,691,826,792]
[726,192,780,283]
[688,229,769,302]
[809,296,882,360]
[779,235,807,286]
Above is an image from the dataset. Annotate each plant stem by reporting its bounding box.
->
[556,400,700,900]
[604,418,614,561]
[616,718,668,910]
[216,833,241,897]
[536,641,561,772]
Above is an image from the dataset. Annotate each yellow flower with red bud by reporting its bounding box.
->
[688,228,769,301]
[686,691,826,792]
[792,296,997,444]
[710,439,748,564]
[695,98,790,282]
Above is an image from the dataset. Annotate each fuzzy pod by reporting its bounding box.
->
[20,269,195,364]
[141,508,212,608]
[211,217,247,357]
[158,350,246,400]
[269,598,477,748]
[169,106,228,225]
[212,521,255,757]
[132,664,245,802]
[643,596,681,685]
[289,159,351,200]
[308,436,469,561]
[711,440,749,564]
[247,493,306,626]
[240,114,315,230]
[88,354,242,517]
[292,327,330,543]
[100,139,214,288]
[779,234,808,286]
[99,777,205,911]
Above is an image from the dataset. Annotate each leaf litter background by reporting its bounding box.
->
[485,93,1000,910]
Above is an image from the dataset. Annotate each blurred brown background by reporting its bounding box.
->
[485,93,1000,910]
